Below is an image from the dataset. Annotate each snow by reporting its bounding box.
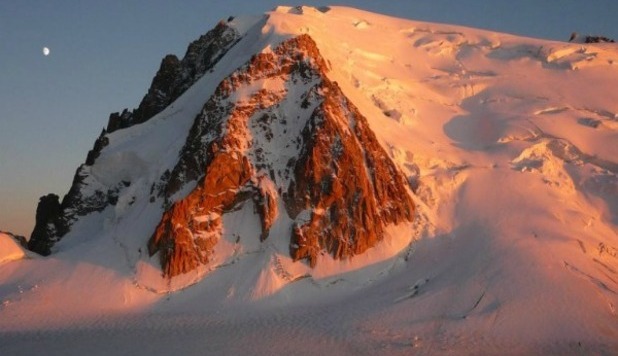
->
[0,233,27,264]
[1,6,618,354]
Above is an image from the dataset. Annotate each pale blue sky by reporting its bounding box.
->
[1,0,616,237]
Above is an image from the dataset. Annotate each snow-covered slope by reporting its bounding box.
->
[0,233,28,265]
[2,6,618,354]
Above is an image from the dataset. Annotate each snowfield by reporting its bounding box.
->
[1,6,617,354]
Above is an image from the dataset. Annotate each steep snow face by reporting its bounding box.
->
[3,6,618,353]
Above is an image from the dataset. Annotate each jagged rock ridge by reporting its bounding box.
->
[27,20,242,256]
[106,20,242,133]
[148,35,414,276]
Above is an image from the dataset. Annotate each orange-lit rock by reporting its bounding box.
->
[148,34,414,277]
[148,152,252,277]
[285,79,414,267]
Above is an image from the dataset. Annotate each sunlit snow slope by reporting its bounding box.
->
[0,233,28,265]
[1,6,617,354]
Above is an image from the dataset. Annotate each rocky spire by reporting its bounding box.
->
[27,194,64,256]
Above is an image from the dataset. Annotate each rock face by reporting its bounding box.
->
[584,35,615,43]
[27,194,64,255]
[286,78,414,267]
[148,34,414,276]
[85,129,109,166]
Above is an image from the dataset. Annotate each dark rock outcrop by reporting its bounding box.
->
[569,32,615,43]
[584,35,615,43]
[27,194,64,256]
[148,34,414,277]
[107,21,242,133]
[85,129,109,166]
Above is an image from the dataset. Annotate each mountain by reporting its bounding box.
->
[147,34,414,277]
[27,14,415,286]
[3,6,618,354]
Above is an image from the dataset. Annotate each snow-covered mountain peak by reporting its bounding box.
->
[3,6,618,352]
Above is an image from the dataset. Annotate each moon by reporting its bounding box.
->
[42,47,50,56]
